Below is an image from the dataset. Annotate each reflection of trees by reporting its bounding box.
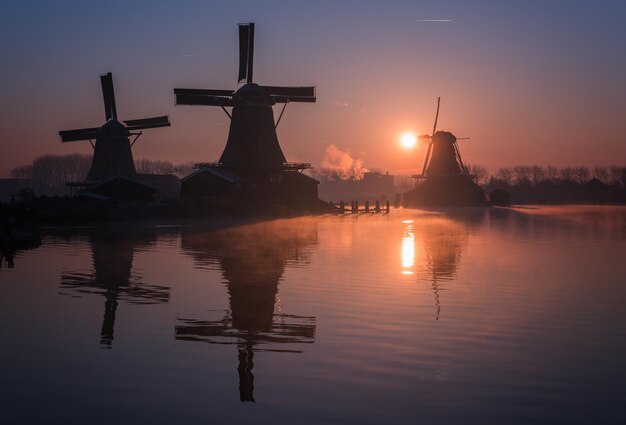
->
[60,230,170,348]
[176,220,318,402]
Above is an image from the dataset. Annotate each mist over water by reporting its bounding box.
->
[1,206,625,424]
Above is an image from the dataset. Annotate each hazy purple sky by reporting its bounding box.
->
[1,0,625,177]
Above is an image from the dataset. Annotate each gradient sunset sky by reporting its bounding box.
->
[1,0,625,177]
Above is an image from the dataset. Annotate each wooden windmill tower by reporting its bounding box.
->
[175,23,321,204]
[59,73,170,199]
[403,98,486,207]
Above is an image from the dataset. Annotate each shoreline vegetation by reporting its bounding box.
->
[1,155,625,228]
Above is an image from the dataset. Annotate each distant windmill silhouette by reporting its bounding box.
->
[174,23,316,171]
[416,97,471,179]
[59,72,171,182]
[403,98,485,206]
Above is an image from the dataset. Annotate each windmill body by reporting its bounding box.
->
[175,23,323,208]
[219,84,287,168]
[59,73,171,201]
[87,119,137,181]
[403,99,486,207]
[425,131,465,176]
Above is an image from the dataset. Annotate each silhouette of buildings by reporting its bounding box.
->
[318,171,395,202]
[60,230,170,347]
[176,220,317,401]
[175,23,322,208]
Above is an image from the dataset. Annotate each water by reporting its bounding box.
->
[1,206,625,424]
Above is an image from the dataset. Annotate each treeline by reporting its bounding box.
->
[10,154,92,187]
[481,165,626,187]
[474,164,626,204]
[10,154,195,187]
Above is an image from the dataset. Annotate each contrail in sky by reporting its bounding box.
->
[413,19,453,22]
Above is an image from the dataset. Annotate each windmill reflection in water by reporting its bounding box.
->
[176,220,318,402]
[59,230,171,348]
[401,217,469,320]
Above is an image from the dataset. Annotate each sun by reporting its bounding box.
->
[400,133,417,149]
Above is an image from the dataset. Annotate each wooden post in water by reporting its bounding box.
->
[365,201,370,213]
[386,200,390,213]
[394,193,401,208]
[339,201,345,213]
[375,201,381,213]
[355,201,359,213]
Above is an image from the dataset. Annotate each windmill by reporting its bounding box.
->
[59,72,171,182]
[403,98,486,206]
[414,97,470,179]
[174,23,316,177]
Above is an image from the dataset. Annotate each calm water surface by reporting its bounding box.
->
[1,206,625,424]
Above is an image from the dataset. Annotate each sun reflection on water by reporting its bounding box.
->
[401,220,415,275]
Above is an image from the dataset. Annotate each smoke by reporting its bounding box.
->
[320,144,367,179]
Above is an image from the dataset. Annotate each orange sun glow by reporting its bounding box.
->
[400,133,417,149]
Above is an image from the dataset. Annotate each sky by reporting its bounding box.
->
[1,0,625,177]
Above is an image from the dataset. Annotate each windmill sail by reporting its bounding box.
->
[262,86,316,103]
[59,127,100,142]
[238,23,255,84]
[100,72,117,120]
[124,115,171,130]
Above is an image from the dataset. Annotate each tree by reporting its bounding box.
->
[11,154,92,186]
[528,165,545,185]
[560,166,575,182]
[593,166,609,183]
[494,167,513,185]
[512,165,531,184]
[135,159,175,175]
[608,165,624,186]
[171,161,196,178]
[466,164,488,185]
[573,166,590,184]
[545,166,559,182]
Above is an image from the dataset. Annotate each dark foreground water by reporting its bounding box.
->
[1,206,625,424]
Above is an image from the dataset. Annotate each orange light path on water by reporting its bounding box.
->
[401,220,415,274]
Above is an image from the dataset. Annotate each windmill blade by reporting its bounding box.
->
[262,86,316,98]
[272,95,317,103]
[175,94,234,107]
[432,96,440,135]
[238,23,255,84]
[417,134,432,146]
[100,72,117,120]
[421,141,433,175]
[124,115,171,130]
[59,127,100,142]
[174,88,234,97]
[263,86,316,103]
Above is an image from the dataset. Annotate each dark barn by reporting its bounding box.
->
[85,177,155,202]
[181,166,318,201]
